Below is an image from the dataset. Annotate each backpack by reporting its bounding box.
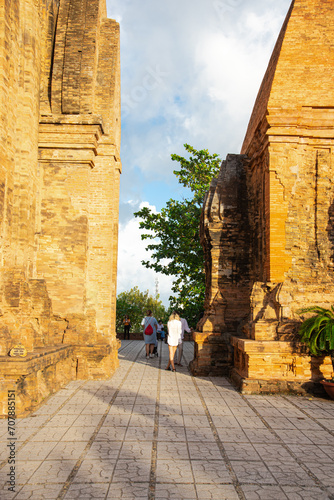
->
[144,323,153,335]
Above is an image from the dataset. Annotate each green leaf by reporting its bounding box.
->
[298,306,334,356]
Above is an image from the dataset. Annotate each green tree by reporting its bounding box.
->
[134,144,221,325]
[116,286,168,332]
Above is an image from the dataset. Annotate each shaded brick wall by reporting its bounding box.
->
[0,0,121,415]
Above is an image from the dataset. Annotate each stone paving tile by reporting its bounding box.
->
[286,443,333,462]
[265,397,295,408]
[157,426,187,442]
[261,416,298,430]
[7,427,36,443]
[69,396,93,404]
[211,415,241,428]
[185,427,216,442]
[302,430,334,446]
[229,407,257,417]
[188,442,222,460]
[63,482,109,499]
[31,404,64,416]
[266,460,319,486]
[18,442,57,460]
[128,414,154,427]
[191,460,232,484]
[103,414,131,427]
[46,441,87,460]
[183,415,211,427]
[74,459,116,483]
[31,425,69,441]
[57,404,87,415]
[243,396,273,407]
[196,483,239,499]
[304,408,334,418]
[317,418,334,431]
[106,481,150,499]
[86,441,122,460]
[14,483,64,499]
[46,414,79,427]
[107,405,134,415]
[132,405,155,415]
[220,398,249,408]
[2,341,334,500]
[61,426,96,442]
[303,462,334,486]
[112,459,151,482]
[224,442,261,461]
[113,396,136,404]
[252,407,283,417]
[203,398,225,406]
[119,442,152,460]
[288,417,324,430]
[158,414,184,426]
[81,405,109,415]
[155,482,197,499]
[230,460,276,484]
[207,406,235,417]
[276,407,307,418]
[240,484,288,499]
[179,395,201,403]
[135,396,157,404]
[95,426,127,441]
[124,426,154,441]
[71,414,103,427]
[27,459,77,483]
[281,485,332,500]
[0,461,42,486]
[274,429,314,445]
[235,417,267,429]
[319,445,334,460]
[243,428,280,443]
[253,443,295,462]
[204,405,234,416]
[157,441,190,460]
[156,459,194,483]
[216,427,250,443]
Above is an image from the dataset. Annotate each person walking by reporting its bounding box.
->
[165,311,182,372]
[123,315,131,340]
[175,315,192,366]
[157,320,164,341]
[141,310,158,359]
[160,325,166,343]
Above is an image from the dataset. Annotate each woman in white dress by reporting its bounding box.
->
[165,311,182,372]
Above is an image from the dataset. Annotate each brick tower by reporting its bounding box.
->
[191,0,334,392]
[0,0,121,416]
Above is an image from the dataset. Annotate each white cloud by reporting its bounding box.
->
[117,202,174,306]
[107,0,292,300]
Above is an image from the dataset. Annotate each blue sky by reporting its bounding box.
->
[106,0,292,306]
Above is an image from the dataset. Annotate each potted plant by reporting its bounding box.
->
[298,306,334,399]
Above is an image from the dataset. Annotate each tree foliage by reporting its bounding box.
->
[298,306,334,356]
[116,287,168,332]
[134,144,221,325]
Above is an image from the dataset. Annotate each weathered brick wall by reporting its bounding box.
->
[192,0,334,388]
[0,0,121,416]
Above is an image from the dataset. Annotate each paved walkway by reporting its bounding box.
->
[1,340,334,500]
